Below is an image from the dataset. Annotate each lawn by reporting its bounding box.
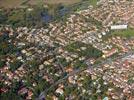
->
[112,28,134,37]
[88,0,98,6]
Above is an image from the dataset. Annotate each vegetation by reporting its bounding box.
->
[82,0,98,7]
[73,59,87,69]
[0,60,5,68]
[0,0,99,28]
[0,0,82,9]
[9,59,22,71]
[111,28,134,38]
[0,91,23,100]
[0,6,50,27]
[65,41,103,58]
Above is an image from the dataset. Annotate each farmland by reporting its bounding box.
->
[29,0,81,5]
[0,0,25,8]
[0,0,82,8]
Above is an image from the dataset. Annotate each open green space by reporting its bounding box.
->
[88,0,98,6]
[0,0,25,8]
[65,41,103,58]
[111,28,134,37]
[102,28,134,41]
[0,0,98,9]
[29,0,81,6]
[0,0,82,9]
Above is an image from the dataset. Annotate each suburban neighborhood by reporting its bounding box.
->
[0,0,134,100]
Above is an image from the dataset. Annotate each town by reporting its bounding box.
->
[0,0,134,100]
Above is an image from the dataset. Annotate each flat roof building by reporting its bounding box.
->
[111,25,128,30]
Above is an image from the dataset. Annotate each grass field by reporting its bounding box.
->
[88,0,98,6]
[0,0,82,8]
[0,0,98,9]
[112,29,134,37]
[0,0,25,8]
[29,0,81,5]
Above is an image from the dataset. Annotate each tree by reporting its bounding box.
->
[0,60,5,68]
[10,59,22,71]
[0,10,7,24]
[0,91,23,100]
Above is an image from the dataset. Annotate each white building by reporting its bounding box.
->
[111,25,128,30]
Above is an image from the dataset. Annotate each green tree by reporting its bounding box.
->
[0,60,5,68]
[10,59,22,71]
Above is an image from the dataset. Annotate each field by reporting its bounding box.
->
[0,0,25,8]
[112,29,134,37]
[29,0,81,5]
[0,0,98,9]
[88,0,98,6]
[0,0,82,8]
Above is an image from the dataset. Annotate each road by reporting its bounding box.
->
[37,51,134,100]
